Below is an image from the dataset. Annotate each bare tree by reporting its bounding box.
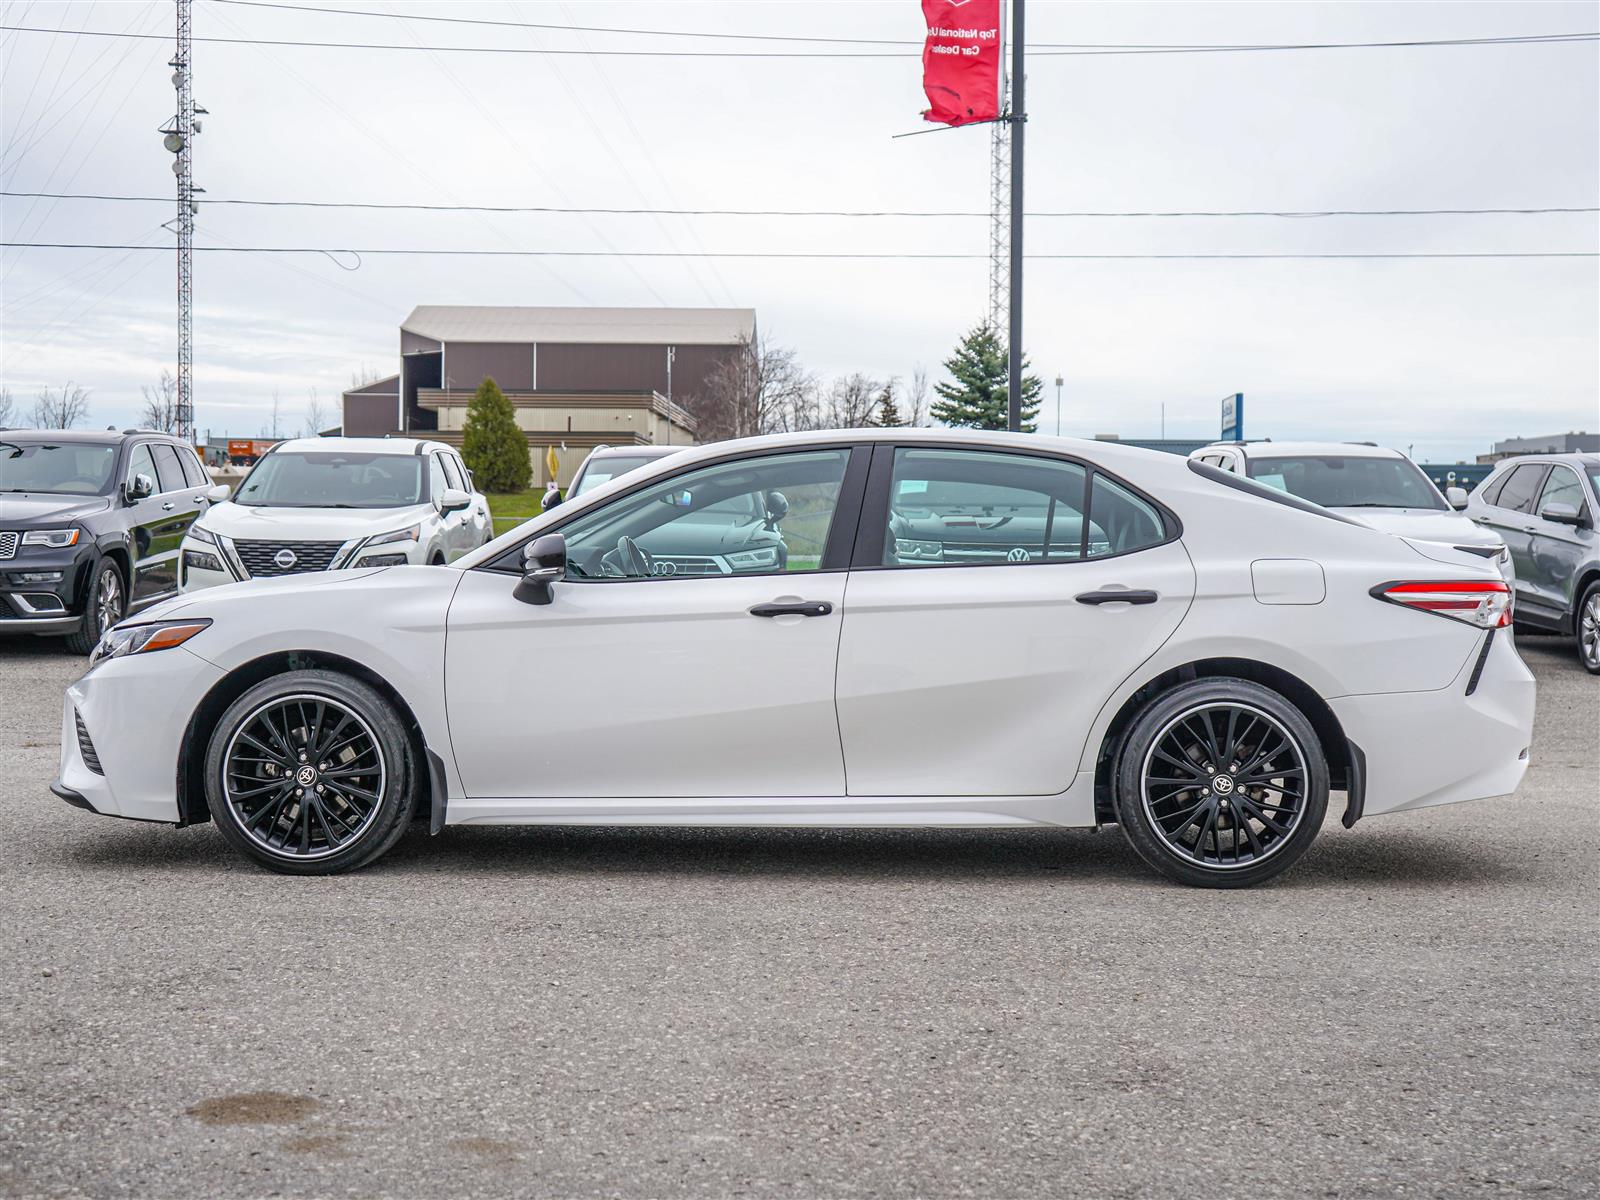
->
[906,365,931,427]
[684,331,817,441]
[261,389,285,439]
[139,370,180,432]
[0,386,13,426]
[820,372,884,429]
[349,364,385,389]
[32,382,90,429]
[303,386,329,437]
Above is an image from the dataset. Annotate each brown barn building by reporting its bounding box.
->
[341,305,754,489]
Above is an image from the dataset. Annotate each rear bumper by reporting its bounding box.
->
[1330,630,1535,818]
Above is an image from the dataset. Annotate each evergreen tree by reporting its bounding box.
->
[460,376,531,493]
[930,323,1042,432]
[873,381,908,427]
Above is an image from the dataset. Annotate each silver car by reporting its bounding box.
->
[1465,453,1600,673]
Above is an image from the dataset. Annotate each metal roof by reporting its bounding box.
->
[400,305,755,346]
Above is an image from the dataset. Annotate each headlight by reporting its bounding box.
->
[185,523,219,547]
[89,619,212,668]
[357,553,409,568]
[183,549,224,574]
[365,524,420,548]
[725,545,780,570]
[21,527,79,549]
[896,539,943,559]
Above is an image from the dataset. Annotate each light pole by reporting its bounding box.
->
[1054,374,1063,436]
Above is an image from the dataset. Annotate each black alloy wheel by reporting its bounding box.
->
[205,670,419,874]
[1115,679,1329,888]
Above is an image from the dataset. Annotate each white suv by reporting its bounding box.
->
[1189,440,1511,578]
[177,437,491,592]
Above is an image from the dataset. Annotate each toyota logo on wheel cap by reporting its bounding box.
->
[273,548,298,570]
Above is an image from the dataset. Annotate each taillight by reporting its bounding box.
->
[1370,579,1512,629]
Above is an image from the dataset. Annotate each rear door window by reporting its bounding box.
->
[883,447,1089,566]
[1087,473,1167,557]
[1494,464,1550,514]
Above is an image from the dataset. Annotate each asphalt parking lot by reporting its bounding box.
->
[0,637,1595,1199]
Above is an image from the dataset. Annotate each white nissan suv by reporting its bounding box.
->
[177,437,491,592]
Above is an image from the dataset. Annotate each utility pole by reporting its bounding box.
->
[162,0,203,445]
[1006,0,1026,433]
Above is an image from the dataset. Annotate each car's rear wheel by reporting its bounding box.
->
[1114,679,1329,888]
[64,560,124,655]
[1577,581,1600,675]
[204,669,420,874]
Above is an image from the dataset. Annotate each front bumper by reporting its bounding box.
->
[53,646,225,823]
[1330,628,1535,818]
[0,544,90,633]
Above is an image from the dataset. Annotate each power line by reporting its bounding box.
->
[2,23,1594,58]
[6,241,1595,261]
[5,191,1594,220]
[207,2,1600,56]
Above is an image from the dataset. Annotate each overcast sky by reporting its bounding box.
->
[2,0,1596,460]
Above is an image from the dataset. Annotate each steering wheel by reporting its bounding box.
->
[616,535,655,578]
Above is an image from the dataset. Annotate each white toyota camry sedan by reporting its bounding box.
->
[53,429,1535,888]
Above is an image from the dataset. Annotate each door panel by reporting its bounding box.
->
[1524,466,1593,617]
[836,543,1195,796]
[1482,463,1548,594]
[445,570,849,798]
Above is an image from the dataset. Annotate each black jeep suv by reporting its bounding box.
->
[0,429,224,653]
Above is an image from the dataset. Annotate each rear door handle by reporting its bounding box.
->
[749,601,834,618]
[1471,516,1493,525]
[1075,589,1158,606]
[160,501,176,511]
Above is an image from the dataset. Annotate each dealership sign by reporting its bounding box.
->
[1220,393,1245,441]
[920,0,1002,126]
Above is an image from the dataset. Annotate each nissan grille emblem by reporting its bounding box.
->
[274,548,298,570]
[1007,547,1032,563]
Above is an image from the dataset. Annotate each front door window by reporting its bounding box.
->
[559,449,851,580]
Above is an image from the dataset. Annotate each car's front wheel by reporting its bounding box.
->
[204,669,420,874]
[1577,581,1600,675]
[1113,679,1329,888]
[65,559,124,655]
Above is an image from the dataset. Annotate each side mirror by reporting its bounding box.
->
[514,534,566,606]
[765,490,790,524]
[125,473,154,502]
[1446,486,1469,510]
[1540,502,1585,527]
[541,486,563,513]
[440,487,472,514]
[205,483,231,503]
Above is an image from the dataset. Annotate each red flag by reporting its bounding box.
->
[921,0,1002,126]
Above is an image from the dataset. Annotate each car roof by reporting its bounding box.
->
[585,445,685,460]
[1192,440,1405,460]
[0,428,173,444]
[269,436,443,456]
[1490,453,1598,469]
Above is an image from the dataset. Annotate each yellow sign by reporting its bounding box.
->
[545,445,560,482]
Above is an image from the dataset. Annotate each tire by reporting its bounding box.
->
[203,669,421,875]
[1113,679,1329,888]
[64,559,124,655]
[1577,581,1600,675]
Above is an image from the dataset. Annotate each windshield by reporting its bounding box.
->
[0,439,118,495]
[572,454,663,496]
[1246,455,1445,511]
[234,451,424,509]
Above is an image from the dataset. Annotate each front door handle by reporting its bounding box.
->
[160,501,176,511]
[1075,589,1159,606]
[1472,516,1493,525]
[749,600,834,618]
